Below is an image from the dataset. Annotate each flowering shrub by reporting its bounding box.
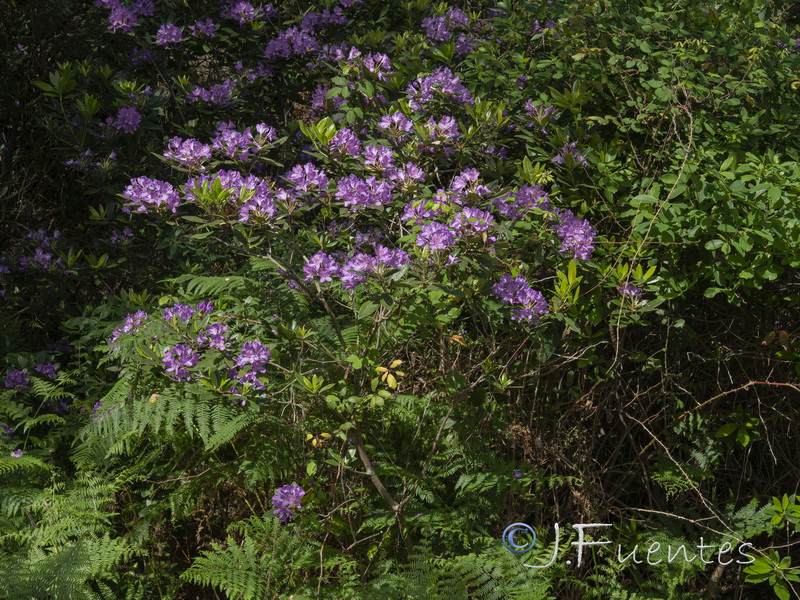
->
[3,0,800,598]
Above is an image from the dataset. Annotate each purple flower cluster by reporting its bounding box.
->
[264,27,319,60]
[197,323,228,350]
[188,18,217,37]
[105,5,138,33]
[221,1,258,25]
[551,210,596,260]
[416,222,457,252]
[164,302,196,323]
[34,363,57,379]
[16,229,65,272]
[450,207,494,235]
[552,141,588,168]
[336,175,393,211]
[402,198,443,225]
[110,310,149,342]
[406,67,472,111]
[492,274,549,324]
[110,227,134,245]
[425,115,460,147]
[524,100,558,136]
[162,344,201,382]
[271,483,305,524]
[493,185,552,220]
[329,127,362,157]
[619,283,643,297]
[234,340,271,389]
[186,79,237,107]
[363,145,395,170]
[185,169,277,222]
[163,137,212,170]
[122,177,181,214]
[450,168,490,198]
[378,112,414,140]
[300,7,346,33]
[10,449,23,458]
[388,162,425,187]
[110,106,142,134]
[340,245,410,289]
[422,8,469,42]
[285,163,329,194]
[345,48,392,82]
[304,252,340,283]
[156,23,183,47]
[212,121,276,161]
[5,370,29,390]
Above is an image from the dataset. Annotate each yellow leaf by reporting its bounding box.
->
[387,374,397,389]
[376,366,388,373]
[306,433,314,441]
[389,359,403,369]
[149,393,158,404]
[395,371,405,377]
[450,335,467,347]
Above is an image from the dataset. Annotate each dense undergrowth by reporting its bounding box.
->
[1,0,800,598]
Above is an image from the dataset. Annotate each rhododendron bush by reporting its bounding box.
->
[2,0,800,597]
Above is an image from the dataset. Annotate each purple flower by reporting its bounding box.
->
[388,162,426,186]
[212,121,265,161]
[91,401,105,423]
[5,370,28,390]
[304,252,340,282]
[163,137,212,170]
[34,363,57,379]
[112,106,142,134]
[107,6,138,32]
[272,483,305,524]
[450,207,494,235]
[164,302,196,323]
[450,168,490,197]
[335,175,394,211]
[551,210,596,260]
[552,141,588,168]
[197,322,228,350]
[122,177,180,214]
[416,222,457,251]
[422,8,469,42]
[156,23,183,47]
[110,310,149,342]
[189,18,217,37]
[406,67,472,111]
[285,163,329,193]
[186,79,237,106]
[131,0,155,16]
[329,127,362,157]
[234,341,271,386]
[512,471,523,478]
[363,145,395,170]
[10,449,22,458]
[197,301,214,314]
[378,112,413,139]
[493,186,552,220]
[162,344,201,382]
[223,1,257,25]
[492,274,549,324]
[110,227,134,245]
[1,424,13,439]
[619,283,643,297]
